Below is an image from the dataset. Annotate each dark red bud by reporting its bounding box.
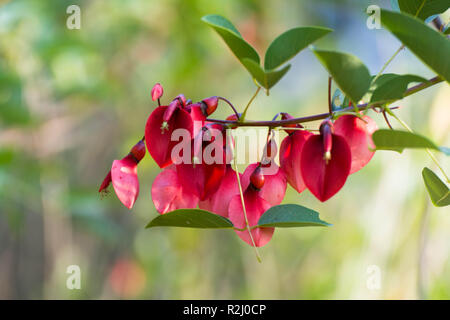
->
[129,140,146,163]
[226,113,241,121]
[320,120,334,163]
[175,94,187,107]
[250,166,265,190]
[261,139,277,166]
[161,99,181,131]
[281,112,303,135]
[151,83,163,101]
[201,96,219,116]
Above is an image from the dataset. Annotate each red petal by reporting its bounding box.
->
[151,166,199,214]
[145,106,193,168]
[300,134,351,202]
[228,188,274,247]
[334,115,377,174]
[199,165,240,217]
[242,163,287,206]
[111,155,140,209]
[279,130,313,193]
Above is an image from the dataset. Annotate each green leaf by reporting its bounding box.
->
[264,26,332,70]
[380,9,450,83]
[372,129,448,153]
[146,209,234,229]
[370,74,427,104]
[257,204,331,228]
[397,0,450,21]
[312,49,372,104]
[422,167,450,207]
[242,58,291,89]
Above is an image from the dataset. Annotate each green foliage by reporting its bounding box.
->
[372,129,448,154]
[242,58,291,89]
[203,15,332,90]
[370,74,427,104]
[422,167,450,207]
[312,49,372,104]
[396,0,450,21]
[381,9,450,83]
[146,209,234,229]
[257,204,331,228]
[201,15,260,77]
[264,27,332,70]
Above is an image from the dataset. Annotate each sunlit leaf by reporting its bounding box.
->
[146,209,234,229]
[380,9,450,83]
[264,26,332,70]
[312,49,372,104]
[202,15,260,75]
[257,204,331,228]
[397,0,450,21]
[372,129,448,154]
[422,167,450,207]
[370,74,427,104]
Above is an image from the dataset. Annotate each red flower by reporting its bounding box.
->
[199,164,241,217]
[145,99,193,168]
[300,120,351,202]
[228,166,274,247]
[99,140,146,209]
[333,114,377,174]
[242,162,286,206]
[279,116,313,193]
[151,165,199,214]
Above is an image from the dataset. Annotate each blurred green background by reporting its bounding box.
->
[0,0,449,299]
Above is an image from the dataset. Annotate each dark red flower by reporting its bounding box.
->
[300,120,351,202]
[279,114,313,193]
[228,166,274,247]
[145,99,193,168]
[99,140,146,209]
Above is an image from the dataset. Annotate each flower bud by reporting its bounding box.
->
[175,94,187,107]
[250,166,265,190]
[151,83,163,101]
[201,96,219,116]
[129,140,146,163]
[261,138,277,166]
[281,112,302,135]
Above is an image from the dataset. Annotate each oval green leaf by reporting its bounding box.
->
[257,204,331,228]
[370,74,427,104]
[372,129,448,153]
[202,15,260,74]
[422,167,450,207]
[146,209,234,229]
[380,9,450,83]
[397,0,450,21]
[312,49,372,104]
[264,26,333,70]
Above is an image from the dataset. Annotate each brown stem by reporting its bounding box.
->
[207,76,442,128]
[217,96,240,119]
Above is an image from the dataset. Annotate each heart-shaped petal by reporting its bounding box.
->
[300,134,351,202]
[228,188,274,247]
[111,155,140,209]
[334,115,377,174]
[145,106,193,168]
[279,130,313,193]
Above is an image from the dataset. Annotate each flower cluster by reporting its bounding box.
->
[100,83,377,247]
